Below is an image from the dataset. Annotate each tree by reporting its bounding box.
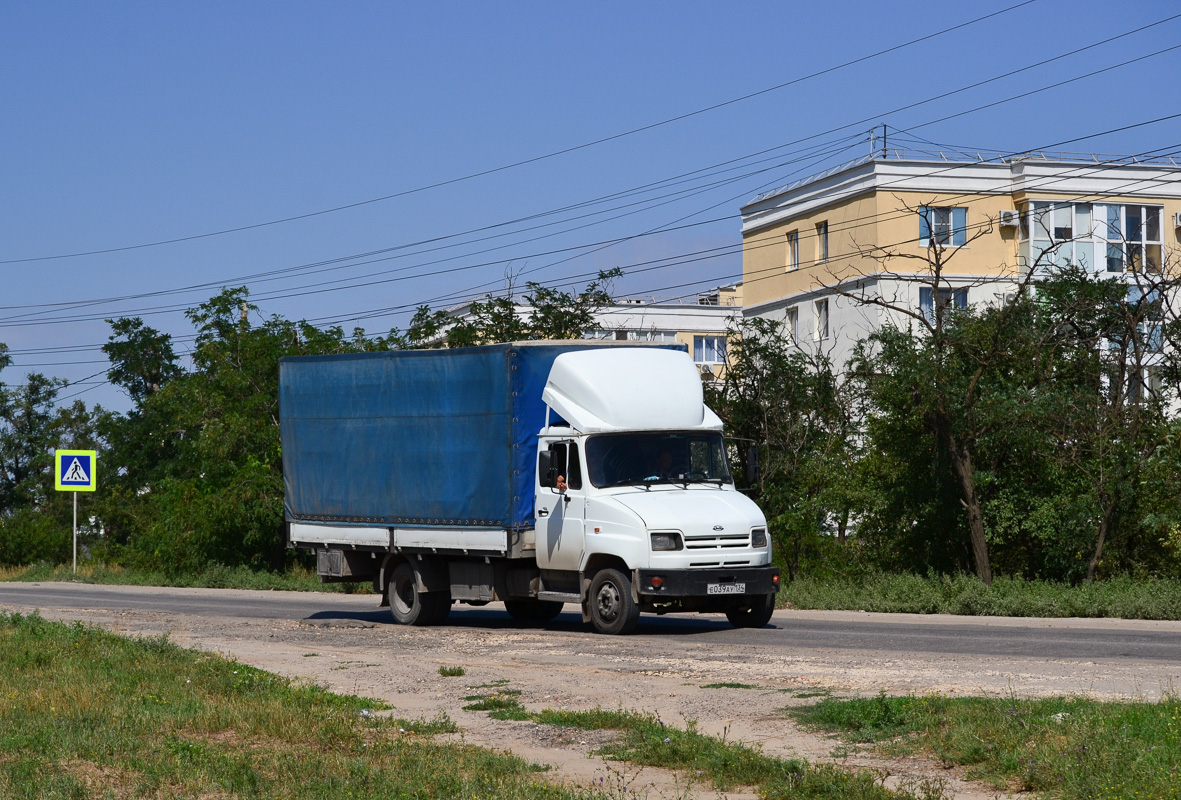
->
[1033,260,1181,580]
[99,288,363,572]
[103,317,183,406]
[0,347,112,565]
[839,204,1041,585]
[0,372,65,515]
[707,317,857,579]
[442,269,623,347]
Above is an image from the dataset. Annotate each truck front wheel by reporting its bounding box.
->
[389,563,445,626]
[588,568,640,635]
[725,594,776,628]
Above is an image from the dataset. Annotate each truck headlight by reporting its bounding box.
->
[751,528,767,548]
[650,531,683,551]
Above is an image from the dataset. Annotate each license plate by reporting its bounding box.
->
[707,582,745,595]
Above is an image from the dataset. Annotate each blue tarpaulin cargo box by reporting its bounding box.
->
[279,342,681,530]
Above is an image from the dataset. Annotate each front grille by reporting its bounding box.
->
[684,533,750,550]
[689,558,753,568]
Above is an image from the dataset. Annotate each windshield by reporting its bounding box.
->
[586,432,732,488]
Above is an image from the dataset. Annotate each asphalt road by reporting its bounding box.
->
[2,581,1178,663]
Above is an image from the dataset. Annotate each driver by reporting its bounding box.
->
[649,448,681,481]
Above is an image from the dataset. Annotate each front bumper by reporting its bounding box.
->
[636,565,779,598]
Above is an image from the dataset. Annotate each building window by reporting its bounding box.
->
[814,299,829,341]
[919,287,968,322]
[815,221,828,263]
[584,329,677,342]
[694,335,726,364]
[1020,201,1162,273]
[786,230,799,271]
[918,206,967,246]
[1128,286,1164,354]
[786,306,799,344]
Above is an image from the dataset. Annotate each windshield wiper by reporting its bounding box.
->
[596,478,652,490]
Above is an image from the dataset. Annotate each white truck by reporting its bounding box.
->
[280,341,779,635]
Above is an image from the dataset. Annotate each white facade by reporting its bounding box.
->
[739,152,1181,369]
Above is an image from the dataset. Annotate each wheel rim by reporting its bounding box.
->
[596,581,621,622]
[393,576,415,615]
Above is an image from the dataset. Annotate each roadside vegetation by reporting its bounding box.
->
[5,261,1181,609]
[460,687,945,799]
[791,692,1181,799]
[0,611,592,800]
[783,572,1181,620]
[0,561,370,592]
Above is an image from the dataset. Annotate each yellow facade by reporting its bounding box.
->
[740,158,1181,312]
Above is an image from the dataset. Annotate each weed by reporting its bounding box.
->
[438,665,466,677]
[534,707,934,798]
[700,682,761,689]
[462,689,530,720]
[392,712,460,735]
[792,692,1181,798]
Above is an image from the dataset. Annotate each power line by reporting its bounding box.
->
[0,1,1039,267]
[0,133,865,319]
[5,124,1179,360]
[5,11,1178,329]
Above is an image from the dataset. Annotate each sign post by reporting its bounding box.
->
[54,450,97,573]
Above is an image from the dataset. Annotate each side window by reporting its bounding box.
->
[546,442,582,490]
[566,442,583,490]
[547,442,567,488]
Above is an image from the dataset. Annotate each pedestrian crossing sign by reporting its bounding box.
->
[55,449,97,492]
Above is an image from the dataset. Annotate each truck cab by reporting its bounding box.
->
[531,348,778,634]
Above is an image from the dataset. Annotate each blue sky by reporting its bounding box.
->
[2,0,1179,411]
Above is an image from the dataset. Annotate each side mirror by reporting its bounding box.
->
[538,450,556,488]
[745,445,760,487]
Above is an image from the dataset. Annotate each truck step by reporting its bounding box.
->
[537,591,581,603]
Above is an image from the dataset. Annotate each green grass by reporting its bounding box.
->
[791,692,1181,799]
[700,681,761,689]
[784,572,1181,620]
[463,689,531,720]
[1,561,375,592]
[531,708,940,799]
[0,612,600,799]
[438,665,466,677]
[455,697,944,799]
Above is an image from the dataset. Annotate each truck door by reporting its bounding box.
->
[536,440,586,572]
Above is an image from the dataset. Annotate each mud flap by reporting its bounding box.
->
[580,574,593,623]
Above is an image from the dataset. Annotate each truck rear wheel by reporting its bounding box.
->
[389,563,446,626]
[588,568,639,635]
[725,594,775,628]
[504,599,564,622]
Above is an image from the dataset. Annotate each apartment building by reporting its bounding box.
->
[435,283,742,380]
[739,151,1181,368]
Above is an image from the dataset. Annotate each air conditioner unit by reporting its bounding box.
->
[1173,211,1181,229]
[999,209,1020,227]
